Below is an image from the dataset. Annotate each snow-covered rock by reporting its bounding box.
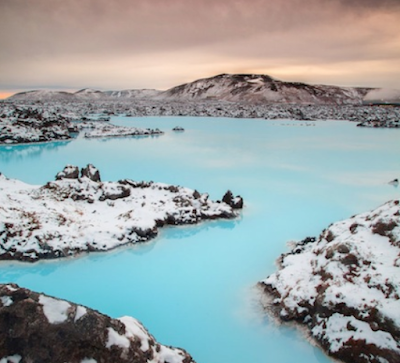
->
[82,122,163,139]
[0,284,195,363]
[0,165,242,262]
[259,200,400,363]
[0,106,72,144]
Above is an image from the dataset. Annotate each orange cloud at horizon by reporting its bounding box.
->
[0,92,14,100]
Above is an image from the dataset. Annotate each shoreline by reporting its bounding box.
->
[258,200,400,363]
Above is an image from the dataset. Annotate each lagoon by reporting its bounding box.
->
[0,117,399,363]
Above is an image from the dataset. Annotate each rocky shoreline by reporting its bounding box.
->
[0,165,243,262]
[258,200,400,363]
[0,104,165,145]
[1,101,399,145]
[0,283,195,363]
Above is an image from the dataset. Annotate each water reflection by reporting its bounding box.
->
[0,141,71,164]
[0,259,61,281]
[163,218,240,240]
[89,134,164,143]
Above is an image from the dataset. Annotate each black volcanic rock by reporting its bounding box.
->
[0,283,195,363]
[55,165,79,180]
[222,190,244,209]
[81,164,101,182]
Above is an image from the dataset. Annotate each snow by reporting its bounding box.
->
[119,316,151,351]
[156,345,187,363]
[5,285,18,292]
[116,316,189,362]
[82,121,163,139]
[0,356,21,363]
[74,305,87,322]
[80,359,97,363]
[0,296,13,307]
[106,327,130,349]
[312,313,399,353]
[39,295,71,324]
[0,168,239,261]
[261,199,400,359]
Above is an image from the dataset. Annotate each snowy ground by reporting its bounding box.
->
[260,200,400,363]
[0,165,242,262]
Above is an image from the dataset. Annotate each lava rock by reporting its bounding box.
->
[55,165,79,180]
[81,164,101,182]
[222,190,244,209]
[0,284,195,363]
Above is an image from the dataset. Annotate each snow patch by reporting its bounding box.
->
[0,355,22,363]
[0,296,13,307]
[106,327,130,349]
[39,295,71,324]
[74,305,87,322]
[119,316,150,351]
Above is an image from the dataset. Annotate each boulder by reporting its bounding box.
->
[0,283,195,363]
[81,164,101,182]
[55,165,79,180]
[222,190,244,209]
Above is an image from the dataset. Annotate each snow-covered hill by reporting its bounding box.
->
[8,90,76,102]
[104,89,163,99]
[161,74,372,105]
[7,73,387,105]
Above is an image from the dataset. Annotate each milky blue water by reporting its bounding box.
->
[0,117,399,363]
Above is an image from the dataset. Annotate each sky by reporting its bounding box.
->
[1,0,400,98]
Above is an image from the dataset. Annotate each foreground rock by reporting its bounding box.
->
[0,165,243,262]
[259,200,400,363]
[0,284,195,363]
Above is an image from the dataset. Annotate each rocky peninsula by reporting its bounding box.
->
[259,200,400,363]
[0,165,243,262]
[0,283,195,363]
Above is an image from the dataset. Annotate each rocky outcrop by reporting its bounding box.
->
[357,119,400,128]
[222,190,244,209]
[82,122,164,139]
[0,284,195,363]
[259,200,400,363]
[0,106,72,144]
[55,165,80,180]
[0,165,243,262]
[172,126,185,132]
[81,164,101,182]
[56,164,101,182]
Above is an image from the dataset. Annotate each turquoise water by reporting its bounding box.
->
[0,117,399,363]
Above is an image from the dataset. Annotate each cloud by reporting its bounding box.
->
[0,0,399,91]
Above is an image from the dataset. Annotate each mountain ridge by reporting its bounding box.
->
[6,73,397,105]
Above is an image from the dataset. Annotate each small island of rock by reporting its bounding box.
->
[0,283,195,363]
[0,165,243,262]
[259,200,400,363]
